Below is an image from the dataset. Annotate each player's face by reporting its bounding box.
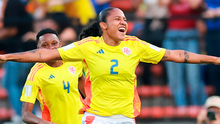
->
[105,8,127,41]
[38,34,61,49]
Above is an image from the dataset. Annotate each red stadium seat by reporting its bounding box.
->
[150,64,163,77]
[164,106,176,118]
[151,85,162,97]
[135,64,144,76]
[0,68,5,79]
[110,0,135,12]
[188,106,202,118]
[127,21,134,35]
[0,87,7,99]
[138,107,151,118]
[163,85,171,97]
[176,106,187,118]
[137,85,151,97]
[151,106,164,119]
[0,108,9,119]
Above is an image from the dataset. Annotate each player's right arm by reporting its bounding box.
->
[0,49,61,63]
[22,102,56,124]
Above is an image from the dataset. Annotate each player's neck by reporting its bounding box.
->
[46,60,63,67]
[102,35,121,46]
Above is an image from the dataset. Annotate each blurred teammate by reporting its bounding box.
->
[1,7,220,124]
[197,96,220,124]
[20,28,85,124]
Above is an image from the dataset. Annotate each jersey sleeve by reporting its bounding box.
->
[58,42,85,62]
[136,39,166,64]
[78,62,83,78]
[20,70,40,104]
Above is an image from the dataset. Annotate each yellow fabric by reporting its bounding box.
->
[47,5,63,13]
[37,0,47,4]
[37,0,96,25]
[36,0,64,13]
[58,35,166,118]
[70,0,96,25]
[20,61,83,124]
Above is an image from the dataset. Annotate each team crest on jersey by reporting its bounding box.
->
[122,47,131,55]
[68,66,76,74]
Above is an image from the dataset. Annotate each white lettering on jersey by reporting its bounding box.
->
[149,44,161,52]
[24,85,32,97]
[62,43,75,51]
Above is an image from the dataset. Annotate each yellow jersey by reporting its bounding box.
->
[20,61,83,124]
[58,35,166,118]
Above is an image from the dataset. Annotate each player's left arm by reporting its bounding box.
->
[78,75,86,97]
[161,50,220,65]
[22,102,56,124]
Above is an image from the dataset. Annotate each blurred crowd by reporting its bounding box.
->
[1,0,220,123]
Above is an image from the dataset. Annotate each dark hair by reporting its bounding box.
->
[36,28,59,43]
[79,7,118,40]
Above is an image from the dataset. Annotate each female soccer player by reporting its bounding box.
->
[0,7,220,124]
[20,28,85,124]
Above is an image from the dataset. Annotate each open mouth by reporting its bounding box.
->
[118,27,126,33]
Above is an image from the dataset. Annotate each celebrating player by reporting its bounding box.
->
[0,7,220,124]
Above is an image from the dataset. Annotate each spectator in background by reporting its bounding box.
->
[135,0,169,86]
[139,0,168,47]
[23,16,77,46]
[160,0,207,113]
[0,0,34,123]
[197,96,220,124]
[201,0,220,97]
[47,13,77,45]
[29,0,77,45]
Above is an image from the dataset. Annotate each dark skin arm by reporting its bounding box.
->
[78,75,86,97]
[0,49,61,63]
[22,102,56,124]
[161,50,219,64]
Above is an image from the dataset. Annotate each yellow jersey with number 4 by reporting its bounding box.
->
[58,35,166,118]
[20,61,83,124]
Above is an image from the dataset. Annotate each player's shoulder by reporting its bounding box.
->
[124,35,140,42]
[123,35,146,46]
[30,63,45,73]
[26,63,45,81]
[76,36,100,46]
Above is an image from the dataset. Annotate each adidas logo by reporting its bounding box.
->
[96,49,104,54]
[49,74,55,79]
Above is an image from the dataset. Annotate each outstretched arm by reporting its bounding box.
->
[161,50,220,64]
[22,102,56,124]
[0,49,61,63]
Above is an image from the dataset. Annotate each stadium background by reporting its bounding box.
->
[0,0,216,124]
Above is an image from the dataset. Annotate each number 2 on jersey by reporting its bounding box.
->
[63,81,70,93]
[110,59,118,74]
